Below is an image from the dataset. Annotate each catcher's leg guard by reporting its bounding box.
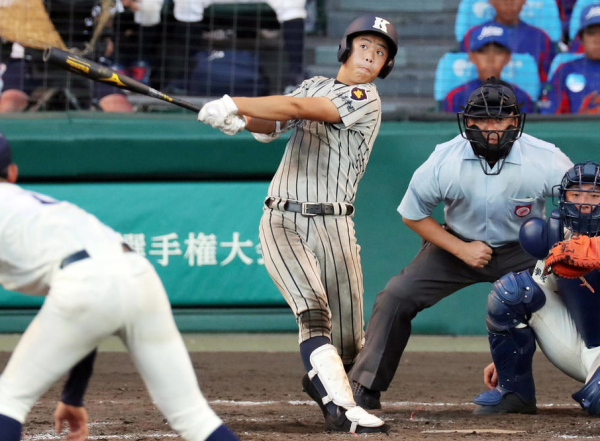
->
[306,344,388,433]
[475,272,546,409]
[573,366,600,415]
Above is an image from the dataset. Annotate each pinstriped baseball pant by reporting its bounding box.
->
[259,208,365,365]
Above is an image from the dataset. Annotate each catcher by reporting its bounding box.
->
[473,161,600,415]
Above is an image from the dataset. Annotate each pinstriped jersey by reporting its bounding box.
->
[267,76,382,204]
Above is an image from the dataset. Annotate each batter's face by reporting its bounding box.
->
[339,34,389,84]
[490,0,526,25]
[466,115,518,144]
[583,25,600,60]
[566,183,600,214]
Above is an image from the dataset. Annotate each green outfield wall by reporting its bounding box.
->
[0,113,597,335]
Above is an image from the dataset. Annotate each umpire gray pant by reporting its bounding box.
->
[349,237,537,391]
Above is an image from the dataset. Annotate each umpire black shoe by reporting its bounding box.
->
[473,389,537,415]
[352,381,382,410]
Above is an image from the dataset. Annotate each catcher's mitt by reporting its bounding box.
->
[545,235,600,279]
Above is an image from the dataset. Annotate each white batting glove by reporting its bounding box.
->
[220,115,246,136]
[198,95,239,129]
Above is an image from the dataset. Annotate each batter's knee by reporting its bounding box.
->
[487,271,546,333]
[298,309,331,340]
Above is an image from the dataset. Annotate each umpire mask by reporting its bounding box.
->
[458,77,525,175]
[558,161,600,237]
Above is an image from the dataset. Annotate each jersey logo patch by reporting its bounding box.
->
[515,205,532,217]
[351,87,367,101]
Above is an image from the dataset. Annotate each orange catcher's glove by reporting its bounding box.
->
[545,235,600,279]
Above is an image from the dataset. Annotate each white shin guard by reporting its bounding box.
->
[308,344,356,409]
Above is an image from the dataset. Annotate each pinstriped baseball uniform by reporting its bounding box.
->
[259,76,382,365]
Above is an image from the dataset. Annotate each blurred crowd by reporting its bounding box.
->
[0,0,312,112]
[2,0,600,115]
[442,0,600,115]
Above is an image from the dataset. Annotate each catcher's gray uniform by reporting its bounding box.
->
[259,76,382,364]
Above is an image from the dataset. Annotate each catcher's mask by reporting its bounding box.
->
[337,14,399,79]
[557,161,600,237]
[458,77,525,175]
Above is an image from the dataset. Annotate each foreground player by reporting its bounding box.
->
[474,161,600,415]
[0,133,239,441]
[197,14,398,434]
[348,78,572,410]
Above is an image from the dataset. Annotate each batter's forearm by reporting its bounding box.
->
[233,96,341,123]
[244,116,280,134]
[234,96,300,121]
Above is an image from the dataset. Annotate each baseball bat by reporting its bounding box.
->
[43,47,201,113]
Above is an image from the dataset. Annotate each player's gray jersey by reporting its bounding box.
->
[268,76,382,204]
[0,183,123,294]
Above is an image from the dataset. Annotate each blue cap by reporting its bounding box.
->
[470,25,511,52]
[579,4,600,34]
[0,134,13,170]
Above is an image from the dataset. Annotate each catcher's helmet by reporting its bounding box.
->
[457,77,525,175]
[337,14,398,79]
[558,161,600,237]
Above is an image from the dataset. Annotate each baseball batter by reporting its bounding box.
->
[0,134,240,441]
[197,14,398,434]
[474,161,600,415]
[348,78,573,411]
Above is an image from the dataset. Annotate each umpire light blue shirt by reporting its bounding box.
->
[398,133,573,247]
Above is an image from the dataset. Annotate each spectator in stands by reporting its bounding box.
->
[540,4,600,114]
[133,0,307,94]
[444,26,534,113]
[0,0,133,113]
[461,0,556,82]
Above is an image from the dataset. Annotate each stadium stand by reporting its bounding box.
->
[455,0,562,43]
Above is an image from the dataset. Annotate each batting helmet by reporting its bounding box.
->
[457,77,525,175]
[558,161,600,237]
[337,14,399,79]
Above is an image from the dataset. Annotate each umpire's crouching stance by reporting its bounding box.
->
[349,78,573,410]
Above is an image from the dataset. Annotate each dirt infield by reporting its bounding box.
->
[5,348,600,441]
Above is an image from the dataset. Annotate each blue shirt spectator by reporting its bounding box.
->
[540,4,600,114]
[446,26,535,113]
[460,0,556,82]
